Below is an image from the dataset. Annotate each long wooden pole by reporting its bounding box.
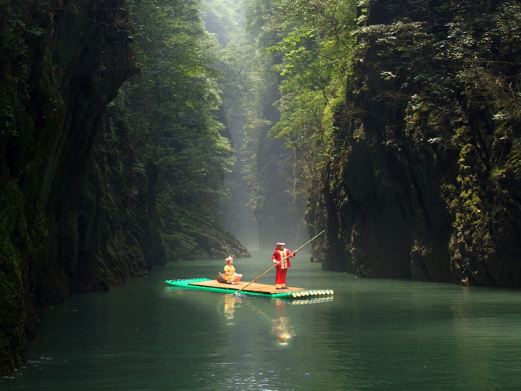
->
[234,230,326,295]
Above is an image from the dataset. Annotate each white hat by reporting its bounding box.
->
[225,256,233,262]
[276,242,285,246]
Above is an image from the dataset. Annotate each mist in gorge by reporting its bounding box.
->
[201,0,258,250]
[201,0,306,251]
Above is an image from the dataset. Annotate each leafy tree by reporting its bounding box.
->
[115,0,236,259]
[245,0,357,194]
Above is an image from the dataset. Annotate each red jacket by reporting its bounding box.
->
[272,248,294,270]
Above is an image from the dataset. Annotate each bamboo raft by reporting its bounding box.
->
[165,278,334,299]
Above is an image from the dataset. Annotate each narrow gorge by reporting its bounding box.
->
[1,0,521,378]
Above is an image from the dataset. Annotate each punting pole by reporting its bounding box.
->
[234,230,326,296]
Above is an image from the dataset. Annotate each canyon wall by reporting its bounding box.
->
[310,0,521,286]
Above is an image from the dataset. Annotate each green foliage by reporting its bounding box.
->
[0,4,29,140]
[202,0,241,46]
[246,0,357,191]
[0,176,27,373]
[243,0,274,43]
[116,0,234,258]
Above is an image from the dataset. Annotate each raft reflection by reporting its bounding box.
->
[221,294,334,345]
[286,296,334,305]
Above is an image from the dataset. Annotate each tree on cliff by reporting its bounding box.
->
[116,0,248,259]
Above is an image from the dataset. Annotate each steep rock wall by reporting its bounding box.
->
[311,0,521,286]
[70,109,166,293]
[0,0,250,375]
[0,0,135,374]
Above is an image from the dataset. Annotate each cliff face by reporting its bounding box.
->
[1,0,250,374]
[71,110,166,292]
[311,0,521,286]
[0,0,138,374]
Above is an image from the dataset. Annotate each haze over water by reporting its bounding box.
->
[2,252,521,390]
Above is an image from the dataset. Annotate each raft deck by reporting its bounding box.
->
[165,278,334,299]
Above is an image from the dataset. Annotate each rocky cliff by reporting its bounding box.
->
[0,0,247,375]
[0,0,139,374]
[0,0,137,373]
[310,0,521,286]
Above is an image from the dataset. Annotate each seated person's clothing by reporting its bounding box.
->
[223,264,236,283]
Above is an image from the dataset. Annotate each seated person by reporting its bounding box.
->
[218,256,242,284]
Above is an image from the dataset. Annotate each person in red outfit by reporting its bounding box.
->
[272,242,295,289]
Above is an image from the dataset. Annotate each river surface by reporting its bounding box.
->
[2,252,521,391]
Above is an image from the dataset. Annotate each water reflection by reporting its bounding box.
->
[223,294,242,323]
[221,294,335,348]
[221,293,335,346]
[287,296,334,306]
[271,299,295,346]
[221,295,296,345]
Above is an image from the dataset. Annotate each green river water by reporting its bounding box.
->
[2,251,521,391]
